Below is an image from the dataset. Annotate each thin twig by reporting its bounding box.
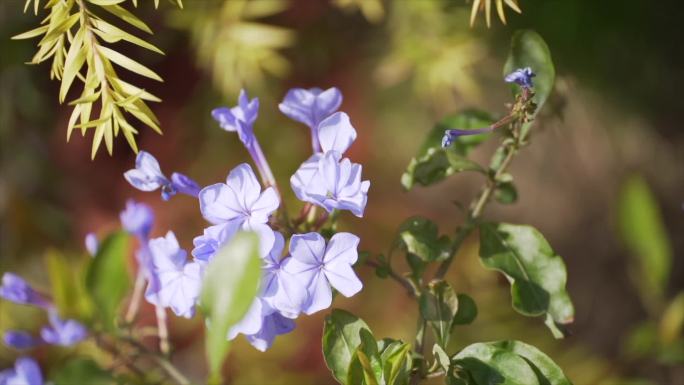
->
[366,260,418,297]
[125,269,146,323]
[155,305,170,355]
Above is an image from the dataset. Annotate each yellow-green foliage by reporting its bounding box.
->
[168,0,294,97]
[13,0,181,158]
[469,0,522,27]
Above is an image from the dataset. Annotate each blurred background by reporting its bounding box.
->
[1,0,683,384]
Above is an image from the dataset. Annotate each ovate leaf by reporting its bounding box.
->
[381,341,412,385]
[479,223,574,338]
[452,293,478,326]
[322,309,373,384]
[419,280,459,348]
[453,341,571,385]
[85,231,131,331]
[503,30,555,115]
[395,216,451,262]
[200,232,261,383]
[503,30,555,138]
[401,110,491,190]
[45,250,93,321]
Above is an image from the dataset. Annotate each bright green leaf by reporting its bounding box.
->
[200,232,262,383]
[51,358,114,385]
[617,175,672,304]
[45,250,93,321]
[85,231,131,330]
[322,309,373,384]
[381,341,412,385]
[479,223,574,337]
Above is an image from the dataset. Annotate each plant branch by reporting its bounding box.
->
[366,259,418,297]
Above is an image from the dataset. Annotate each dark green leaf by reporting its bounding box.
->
[51,358,114,385]
[323,309,373,384]
[200,232,262,383]
[617,175,672,304]
[495,182,518,204]
[419,280,459,348]
[503,30,555,138]
[402,110,491,190]
[452,293,478,326]
[454,341,571,385]
[479,223,574,337]
[85,231,131,330]
[395,216,451,262]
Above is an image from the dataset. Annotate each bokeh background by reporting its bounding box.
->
[1,0,683,384]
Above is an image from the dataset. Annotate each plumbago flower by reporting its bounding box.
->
[115,86,367,353]
[40,311,88,347]
[0,357,43,385]
[146,231,202,318]
[0,274,50,309]
[3,331,39,350]
[278,87,343,152]
[284,232,362,314]
[289,111,370,217]
[124,151,201,201]
[198,163,280,258]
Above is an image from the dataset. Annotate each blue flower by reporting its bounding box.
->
[441,127,494,148]
[124,151,200,201]
[212,89,259,146]
[284,232,362,315]
[504,67,535,88]
[0,357,43,385]
[0,273,50,309]
[120,200,154,239]
[228,298,295,352]
[3,331,39,350]
[279,87,343,153]
[84,233,98,257]
[191,222,240,263]
[199,163,279,255]
[40,311,87,347]
[260,232,308,318]
[146,232,202,318]
[290,112,369,217]
[212,90,277,190]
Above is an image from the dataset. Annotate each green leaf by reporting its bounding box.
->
[433,343,451,372]
[495,182,518,204]
[350,329,383,385]
[200,232,262,383]
[85,231,131,330]
[452,293,478,326]
[98,46,163,81]
[12,25,49,40]
[503,30,555,138]
[479,223,574,337]
[419,280,459,348]
[617,175,672,304]
[401,110,491,190]
[45,250,93,321]
[322,309,373,384]
[51,358,114,385]
[381,341,412,385]
[395,216,451,262]
[453,341,571,385]
[59,29,86,103]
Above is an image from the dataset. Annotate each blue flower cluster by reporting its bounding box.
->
[123,87,369,351]
[0,273,88,384]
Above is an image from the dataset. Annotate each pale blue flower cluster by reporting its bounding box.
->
[123,87,368,351]
[0,274,88,350]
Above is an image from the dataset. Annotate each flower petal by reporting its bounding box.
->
[318,112,356,154]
